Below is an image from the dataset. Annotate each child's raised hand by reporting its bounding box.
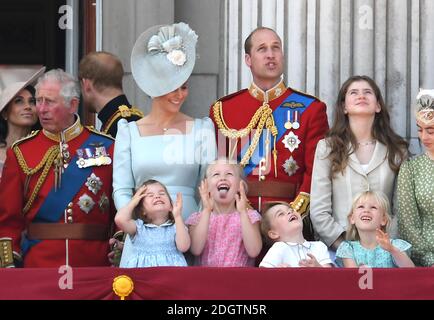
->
[199,179,214,212]
[299,253,322,267]
[376,228,393,252]
[130,185,147,207]
[235,181,248,213]
[172,192,183,220]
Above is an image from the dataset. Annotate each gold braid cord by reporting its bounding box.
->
[102,106,144,134]
[13,145,60,214]
[213,101,277,166]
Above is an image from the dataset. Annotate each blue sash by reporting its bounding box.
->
[241,92,315,176]
[21,133,113,255]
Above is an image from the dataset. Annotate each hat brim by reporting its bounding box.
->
[131,23,197,97]
[0,66,46,113]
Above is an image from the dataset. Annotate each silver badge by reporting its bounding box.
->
[85,173,103,194]
[282,131,301,152]
[78,193,95,214]
[274,87,282,97]
[99,192,109,213]
[282,156,299,176]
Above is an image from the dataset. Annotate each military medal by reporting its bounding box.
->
[76,145,111,168]
[282,156,299,176]
[284,110,292,129]
[78,193,95,214]
[86,173,103,194]
[61,143,70,168]
[282,131,301,152]
[95,145,111,165]
[292,111,300,129]
[99,192,109,213]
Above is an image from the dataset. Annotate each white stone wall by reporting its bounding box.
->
[224,0,434,154]
[100,0,434,154]
[101,0,175,115]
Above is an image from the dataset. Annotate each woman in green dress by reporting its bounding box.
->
[397,89,434,267]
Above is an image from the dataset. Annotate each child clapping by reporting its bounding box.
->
[336,190,414,268]
[186,159,262,267]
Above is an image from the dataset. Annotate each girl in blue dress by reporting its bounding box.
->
[115,179,190,268]
[336,190,414,268]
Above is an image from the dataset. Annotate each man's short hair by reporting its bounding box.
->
[244,27,280,55]
[78,51,124,91]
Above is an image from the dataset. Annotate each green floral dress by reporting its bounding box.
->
[397,153,434,266]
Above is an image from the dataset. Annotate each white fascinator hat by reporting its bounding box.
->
[131,22,198,98]
[415,89,434,125]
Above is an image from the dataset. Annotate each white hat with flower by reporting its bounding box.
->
[131,22,198,98]
[415,89,434,125]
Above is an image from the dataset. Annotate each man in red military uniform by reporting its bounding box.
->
[210,27,328,233]
[0,69,116,268]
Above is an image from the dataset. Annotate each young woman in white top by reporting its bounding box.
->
[310,75,408,253]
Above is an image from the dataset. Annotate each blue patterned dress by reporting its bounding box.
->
[336,239,411,268]
[120,219,187,268]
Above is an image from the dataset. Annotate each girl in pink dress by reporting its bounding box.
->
[186,159,262,266]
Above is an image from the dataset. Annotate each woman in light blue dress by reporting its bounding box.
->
[114,115,215,219]
[113,23,216,265]
[113,22,216,218]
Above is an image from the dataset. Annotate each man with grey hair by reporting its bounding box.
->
[0,69,116,268]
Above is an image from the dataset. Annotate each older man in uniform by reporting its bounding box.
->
[79,51,143,138]
[0,69,116,268]
[210,27,328,237]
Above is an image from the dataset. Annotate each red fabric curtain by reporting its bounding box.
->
[0,267,433,300]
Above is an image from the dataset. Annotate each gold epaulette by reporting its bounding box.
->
[86,126,115,140]
[290,192,310,216]
[102,105,144,135]
[11,130,39,148]
[290,88,323,103]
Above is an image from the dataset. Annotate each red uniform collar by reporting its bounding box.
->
[248,79,286,103]
[42,115,83,142]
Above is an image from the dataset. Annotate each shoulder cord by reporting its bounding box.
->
[13,145,59,214]
[212,101,277,168]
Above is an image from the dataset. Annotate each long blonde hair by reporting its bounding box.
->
[346,190,391,241]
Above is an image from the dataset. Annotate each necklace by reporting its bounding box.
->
[357,140,376,146]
